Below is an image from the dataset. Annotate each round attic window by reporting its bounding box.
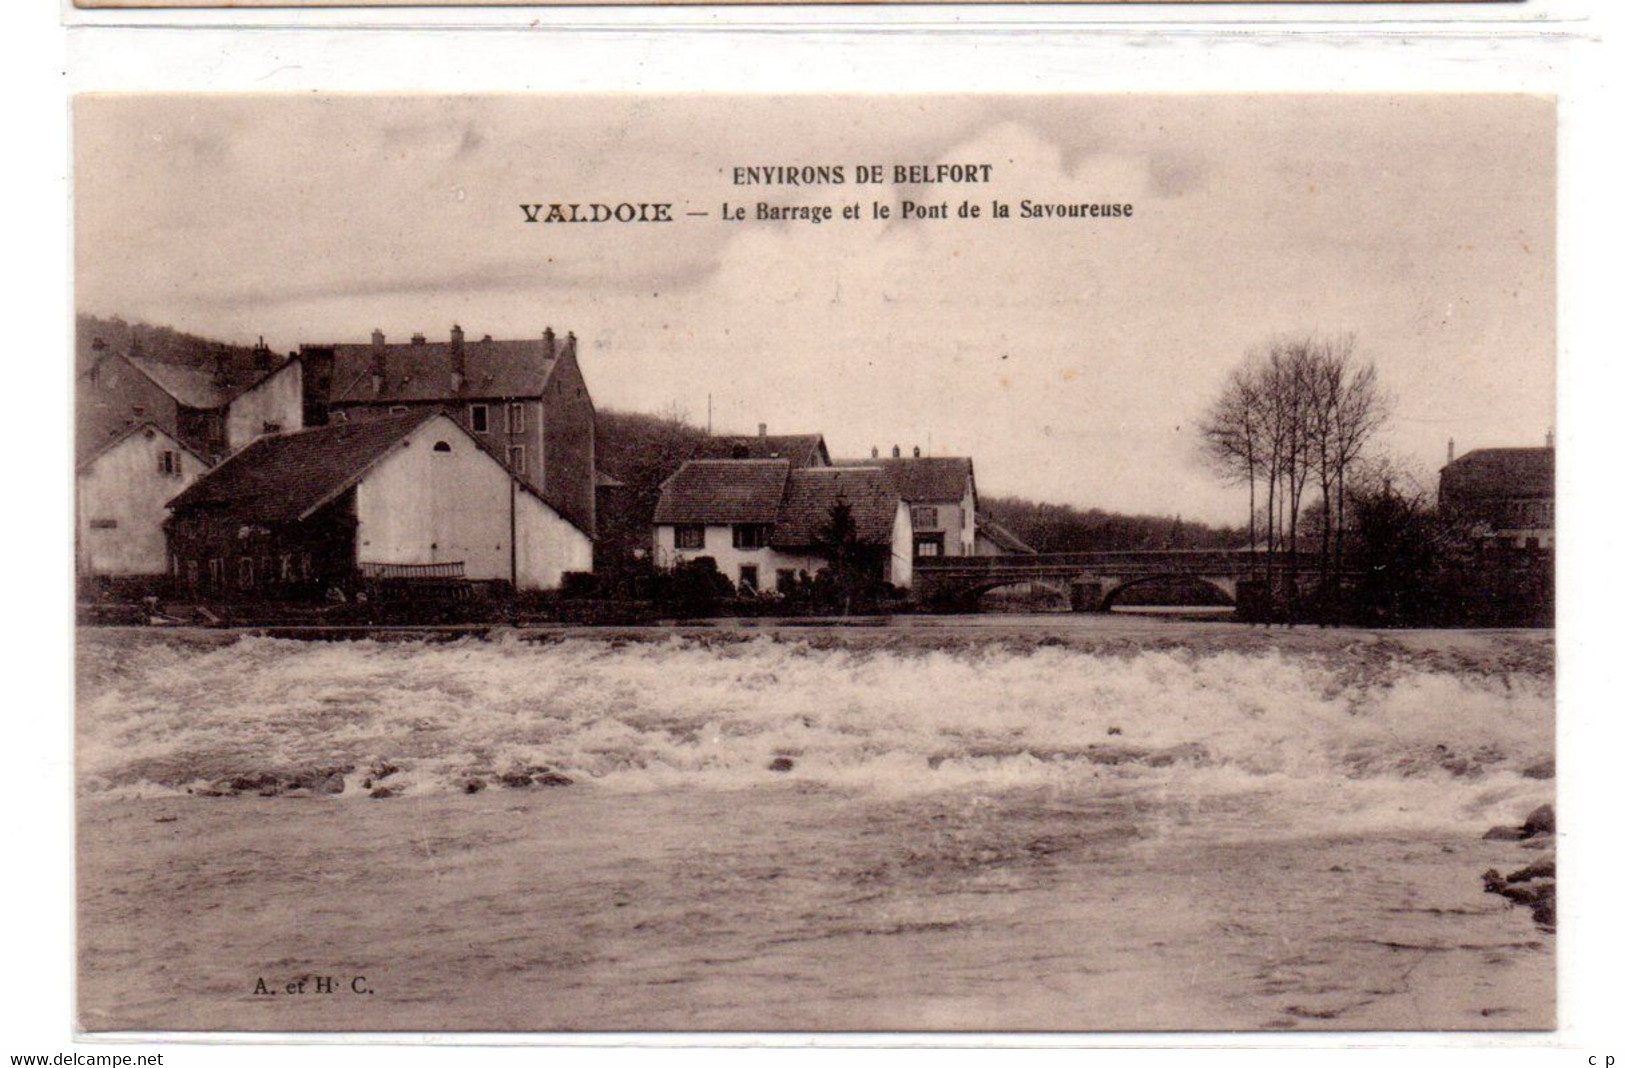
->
[433,441,452,453]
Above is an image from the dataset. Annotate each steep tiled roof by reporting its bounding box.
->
[653,460,791,525]
[168,410,440,523]
[123,357,240,410]
[977,517,1036,554]
[835,456,974,503]
[1440,448,1555,503]
[327,337,563,404]
[771,467,901,549]
[691,433,829,467]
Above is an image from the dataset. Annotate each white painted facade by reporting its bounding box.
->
[225,362,304,451]
[909,486,977,558]
[76,425,204,577]
[653,500,914,591]
[352,414,591,591]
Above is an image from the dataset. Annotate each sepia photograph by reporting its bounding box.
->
[73,93,1556,1034]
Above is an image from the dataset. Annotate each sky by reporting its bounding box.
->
[74,94,1555,525]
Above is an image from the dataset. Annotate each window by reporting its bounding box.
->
[674,525,706,550]
[914,533,945,558]
[332,411,349,423]
[733,524,769,549]
[1525,537,1540,550]
[262,422,283,435]
[508,403,525,434]
[158,450,181,477]
[432,441,452,453]
[208,559,223,589]
[89,518,117,530]
[238,557,254,588]
[507,445,527,473]
[738,565,759,593]
[469,404,490,433]
[131,405,146,417]
[389,406,408,415]
[911,506,940,529]
[186,560,199,589]
[300,553,313,579]
[775,569,798,592]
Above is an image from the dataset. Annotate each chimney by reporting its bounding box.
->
[1447,438,1455,464]
[212,349,231,388]
[369,330,387,395]
[543,326,557,360]
[758,423,768,446]
[1545,428,1554,449]
[870,446,879,459]
[913,445,922,458]
[891,445,901,458]
[411,332,426,345]
[253,335,271,371]
[450,324,466,392]
[564,331,577,359]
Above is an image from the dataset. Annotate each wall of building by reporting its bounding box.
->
[354,416,517,583]
[516,490,594,590]
[653,525,823,591]
[353,414,588,591]
[909,493,976,557]
[887,501,915,589]
[226,362,304,451]
[76,428,201,577]
[542,346,598,536]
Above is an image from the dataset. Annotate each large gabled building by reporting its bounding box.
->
[165,410,592,600]
[299,325,596,536]
[1438,441,1555,550]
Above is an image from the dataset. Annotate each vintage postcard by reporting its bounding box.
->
[74,93,1555,1033]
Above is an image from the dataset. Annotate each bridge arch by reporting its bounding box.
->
[1099,573,1237,611]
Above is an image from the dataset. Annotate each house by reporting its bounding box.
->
[298,326,596,536]
[837,447,978,559]
[1438,439,1555,550]
[652,460,912,592]
[975,517,1037,556]
[690,425,831,467]
[76,422,208,591]
[78,336,304,463]
[164,410,592,600]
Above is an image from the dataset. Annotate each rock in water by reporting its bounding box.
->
[1521,757,1556,780]
[1483,803,1556,841]
[1521,804,1556,837]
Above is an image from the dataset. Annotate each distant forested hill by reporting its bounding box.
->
[979,496,1247,554]
[76,314,267,377]
[595,408,710,496]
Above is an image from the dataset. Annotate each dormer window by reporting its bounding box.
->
[469,404,490,434]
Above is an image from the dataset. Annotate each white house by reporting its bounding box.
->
[76,422,208,585]
[652,460,912,592]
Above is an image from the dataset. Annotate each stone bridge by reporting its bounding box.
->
[912,549,1326,612]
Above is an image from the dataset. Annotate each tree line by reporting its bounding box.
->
[1197,333,1390,596]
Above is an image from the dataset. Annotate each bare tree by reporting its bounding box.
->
[1198,333,1390,620]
